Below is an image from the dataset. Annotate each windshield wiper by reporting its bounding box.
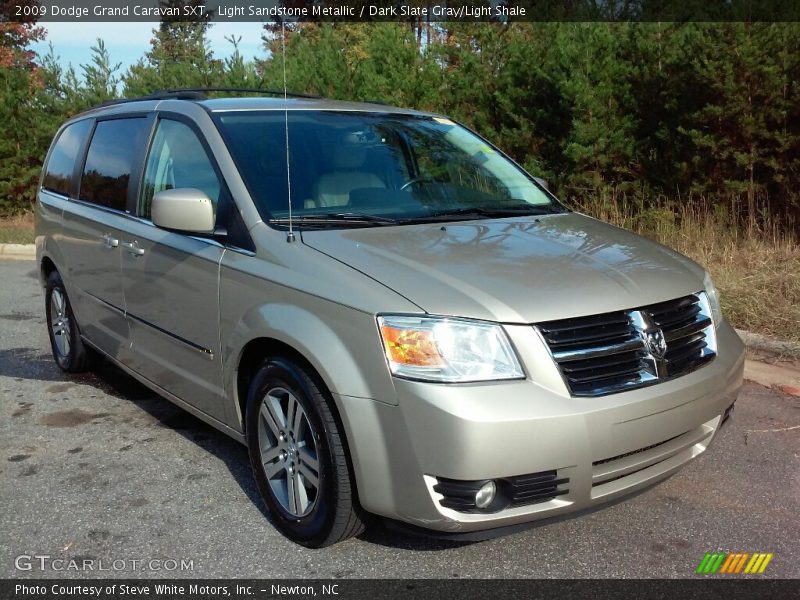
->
[438,203,563,216]
[402,203,564,223]
[269,212,400,227]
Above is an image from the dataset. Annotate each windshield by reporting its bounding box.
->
[217,110,565,226]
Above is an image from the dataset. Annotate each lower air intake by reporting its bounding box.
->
[433,470,569,513]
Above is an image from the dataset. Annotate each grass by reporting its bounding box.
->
[578,199,800,344]
[3,202,798,343]
[0,212,34,244]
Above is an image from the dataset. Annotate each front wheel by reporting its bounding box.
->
[245,358,366,547]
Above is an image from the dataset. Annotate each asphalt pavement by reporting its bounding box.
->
[0,259,797,579]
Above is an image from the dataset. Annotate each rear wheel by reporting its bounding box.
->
[245,358,365,547]
[45,270,92,373]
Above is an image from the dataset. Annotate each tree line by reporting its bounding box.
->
[1,14,799,231]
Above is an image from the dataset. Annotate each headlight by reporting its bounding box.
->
[702,271,723,326]
[377,315,524,383]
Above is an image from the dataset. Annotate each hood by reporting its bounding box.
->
[301,213,706,323]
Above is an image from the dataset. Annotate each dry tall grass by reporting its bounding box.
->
[0,212,34,244]
[579,199,800,343]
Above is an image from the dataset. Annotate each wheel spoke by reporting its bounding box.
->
[53,290,64,315]
[286,468,298,514]
[263,457,285,480]
[290,400,304,438]
[62,328,71,355]
[267,390,289,427]
[260,445,282,467]
[53,331,64,354]
[259,400,282,440]
[299,446,319,472]
[299,461,319,489]
[293,472,309,513]
[285,394,297,437]
[53,326,69,356]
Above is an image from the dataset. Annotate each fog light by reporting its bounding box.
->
[474,481,496,509]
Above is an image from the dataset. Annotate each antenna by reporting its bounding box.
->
[281,20,295,243]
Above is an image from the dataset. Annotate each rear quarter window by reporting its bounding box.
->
[80,118,149,211]
[42,120,92,196]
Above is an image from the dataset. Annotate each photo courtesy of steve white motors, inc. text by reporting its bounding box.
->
[14,583,340,597]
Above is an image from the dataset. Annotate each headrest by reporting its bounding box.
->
[332,145,367,169]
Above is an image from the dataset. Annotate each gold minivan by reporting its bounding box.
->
[37,90,744,547]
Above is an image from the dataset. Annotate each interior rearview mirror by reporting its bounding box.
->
[151,188,215,234]
[533,177,549,191]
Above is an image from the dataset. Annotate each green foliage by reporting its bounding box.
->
[2,20,800,228]
[80,39,121,105]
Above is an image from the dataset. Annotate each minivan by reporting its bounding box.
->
[36,90,744,547]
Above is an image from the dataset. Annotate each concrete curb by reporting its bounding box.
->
[736,329,800,359]
[0,243,35,260]
[744,359,800,397]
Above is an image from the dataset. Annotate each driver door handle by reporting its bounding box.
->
[101,234,119,249]
[122,241,145,257]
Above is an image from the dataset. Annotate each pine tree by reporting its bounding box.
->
[221,35,258,88]
[0,0,50,213]
[676,23,800,224]
[80,39,121,105]
[123,0,221,96]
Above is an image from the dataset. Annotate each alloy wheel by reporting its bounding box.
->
[50,288,71,358]
[257,387,320,517]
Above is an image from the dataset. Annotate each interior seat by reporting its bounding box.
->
[310,145,385,209]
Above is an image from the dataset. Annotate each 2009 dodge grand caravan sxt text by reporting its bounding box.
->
[35,91,744,547]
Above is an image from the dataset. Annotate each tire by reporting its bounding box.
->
[45,270,92,373]
[245,358,366,547]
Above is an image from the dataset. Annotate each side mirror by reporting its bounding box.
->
[533,177,549,191]
[151,188,215,234]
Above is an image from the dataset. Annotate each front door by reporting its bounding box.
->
[120,117,227,421]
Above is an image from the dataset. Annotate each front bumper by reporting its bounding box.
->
[336,321,744,533]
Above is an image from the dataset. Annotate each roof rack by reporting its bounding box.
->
[88,87,321,111]
[159,87,322,99]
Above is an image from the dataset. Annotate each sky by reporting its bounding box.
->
[30,22,267,79]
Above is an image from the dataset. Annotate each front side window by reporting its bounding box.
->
[139,119,221,220]
[80,118,149,211]
[217,111,564,226]
[42,119,92,196]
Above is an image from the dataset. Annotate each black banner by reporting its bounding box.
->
[3,579,799,600]
[6,0,800,23]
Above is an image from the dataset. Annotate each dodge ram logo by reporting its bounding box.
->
[645,329,668,359]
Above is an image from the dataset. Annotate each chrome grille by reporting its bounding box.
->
[538,293,716,397]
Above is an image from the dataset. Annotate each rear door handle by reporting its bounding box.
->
[122,241,145,257]
[101,234,119,249]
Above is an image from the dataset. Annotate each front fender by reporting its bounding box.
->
[220,289,406,431]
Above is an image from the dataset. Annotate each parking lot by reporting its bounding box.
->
[1,259,797,579]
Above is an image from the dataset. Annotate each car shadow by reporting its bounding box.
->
[0,347,72,382]
[84,359,265,513]
[81,358,472,552]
